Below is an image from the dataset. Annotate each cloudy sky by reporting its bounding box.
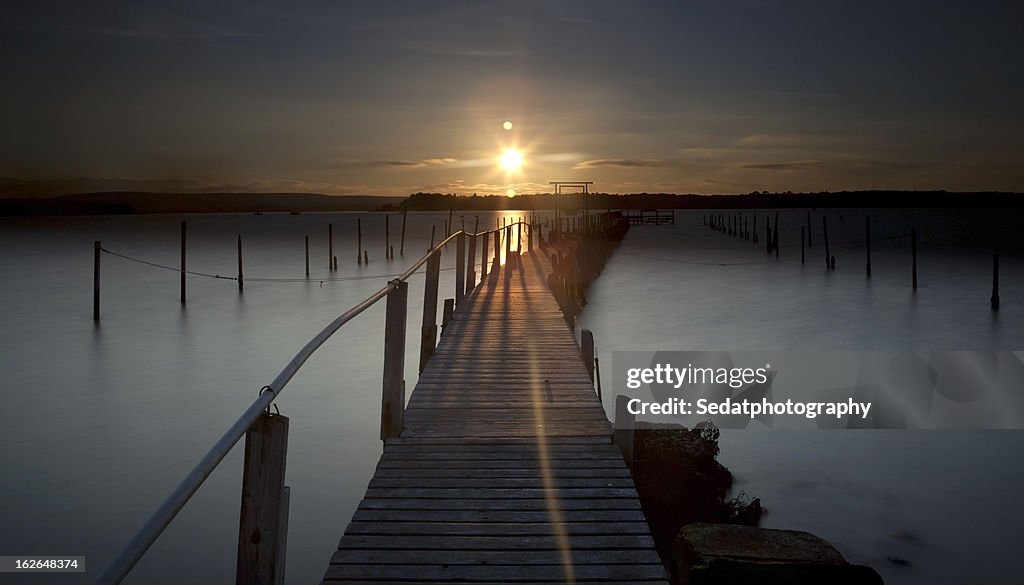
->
[2,0,1022,196]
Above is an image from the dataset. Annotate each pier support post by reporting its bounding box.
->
[180,221,187,304]
[304,236,309,277]
[381,280,408,440]
[481,232,489,277]
[614,395,635,469]
[581,329,595,383]
[455,233,466,307]
[237,411,289,585]
[992,254,1000,310]
[93,241,101,321]
[420,254,441,372]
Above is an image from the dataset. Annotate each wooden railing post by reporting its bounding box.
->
[419,254,441,372]
[455,233,466,307]
[237,411,289,585]
[441,298,454,335]
[381,280,408,440]
[481,231,489,277]
[614,395,635,468]
[466,233,477,295]
[580,329,595,383]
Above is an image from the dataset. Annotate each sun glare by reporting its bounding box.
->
[506,188,516,197]
[499,148,523,173]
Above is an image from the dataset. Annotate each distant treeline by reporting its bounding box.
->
[0,192,405,216]
[2,190,1022,217]
[401,191,1023,211]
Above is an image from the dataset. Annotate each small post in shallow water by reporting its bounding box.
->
[991,254,1000,310]
[93,241,101,321]
[865,215,872,278]
[400,206,407,256]
[237,234,244,291]
[180,221,187,304]
[304,236,309,277]
[357,219,363,265]
[911,228,918,290]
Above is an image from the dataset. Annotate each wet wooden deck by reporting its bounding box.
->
[322,249,667,584]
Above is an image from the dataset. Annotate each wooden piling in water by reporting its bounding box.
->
[329,223,334,270]
[447,208,453,237]
[823,216,831,270]
[93,241,101,321]
[236,411,289,585]
[180,221,187,304]
[991,254,1000,310]
[801,227,805,265]
[400,207,407,257]
[237,234,244,291]
[381,280,408,440]
[304,236,309,277]
[865,215,872,278]
[911,228,918,290]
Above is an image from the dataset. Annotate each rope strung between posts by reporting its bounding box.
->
[100,246,454,284]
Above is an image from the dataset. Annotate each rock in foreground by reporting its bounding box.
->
[676,523,883,585]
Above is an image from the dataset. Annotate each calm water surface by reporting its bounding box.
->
[579,208,1024,585]
[2,208,1022,584]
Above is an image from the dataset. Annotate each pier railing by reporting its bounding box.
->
[93,217,555,585]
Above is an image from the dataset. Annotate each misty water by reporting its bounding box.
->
[1,208,1022,584]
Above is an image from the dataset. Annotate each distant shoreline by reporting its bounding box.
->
[1,190,1021,217]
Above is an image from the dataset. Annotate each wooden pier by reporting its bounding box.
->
[322,246,666,583]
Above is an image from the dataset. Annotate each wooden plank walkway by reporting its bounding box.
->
[322,248,667,584]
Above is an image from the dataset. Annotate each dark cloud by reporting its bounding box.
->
[733,160,824,171]
[573,159,671,170]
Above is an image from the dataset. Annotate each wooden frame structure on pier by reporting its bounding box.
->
[549,181,593,239]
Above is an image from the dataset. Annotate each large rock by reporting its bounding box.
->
[676,523,883,585]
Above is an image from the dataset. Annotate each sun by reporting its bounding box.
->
[499,148,523,173]
[506,188,516,197]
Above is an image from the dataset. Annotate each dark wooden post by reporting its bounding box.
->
[991,254,1000,310]
[806,210,813,247]
[517,220,522,253]
[865,215,872,278]
[328,223,333,270]
[447,208,453,238]
[400,207,407,256]
[594,350,603,402]
[180,221,187,304]
[581,329,595,383]
[237,412,289,585]
[494,227,501,270]
[93,241,101,321]
[613,395,635,468]
[773,212,780,257]
[237,234,244,291]
[304,236,309,277]
[381,280,408,441]
[466,233,477,295]
[419,254,441,372]
[441,298,454,335]
[455,233,466,306]
[823,216,831,270]
[504,226,513,282]
[801,227,805,265]
[911,228,918,290]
